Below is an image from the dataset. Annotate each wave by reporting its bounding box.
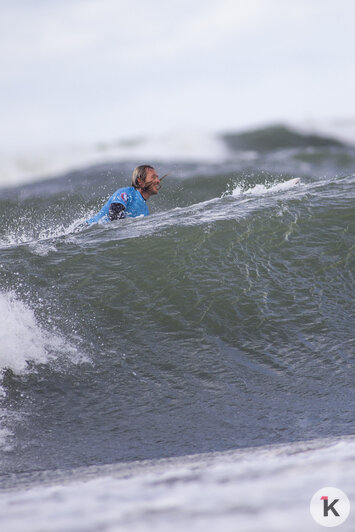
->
[0,173,303,251]
[222,123,345,152]
[0,164,353,476]
[1,122,354,188]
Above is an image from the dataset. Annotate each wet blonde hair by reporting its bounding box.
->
[131,165,154,189]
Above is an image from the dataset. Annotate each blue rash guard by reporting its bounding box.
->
[86,186,149,225]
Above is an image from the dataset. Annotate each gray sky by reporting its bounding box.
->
[1,0,354,151]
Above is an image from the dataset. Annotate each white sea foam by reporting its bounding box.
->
[0,291,80,374]
[0,131,228,188]
[231,177,301,197]
[0,436,353,531]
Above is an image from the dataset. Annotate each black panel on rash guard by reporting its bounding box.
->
[108,203,126,221]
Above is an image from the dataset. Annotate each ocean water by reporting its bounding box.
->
[0,125,354,531]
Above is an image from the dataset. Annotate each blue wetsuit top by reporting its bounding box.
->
[86,186,149,224]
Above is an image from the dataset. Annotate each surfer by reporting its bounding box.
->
[86,165,162,224]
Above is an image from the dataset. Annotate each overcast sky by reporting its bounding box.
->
[1,0,354,151]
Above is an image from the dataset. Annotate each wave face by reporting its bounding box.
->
[0,130,354,481]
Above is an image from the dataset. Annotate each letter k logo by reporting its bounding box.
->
[321,496,340,517]
[310,487,350,527]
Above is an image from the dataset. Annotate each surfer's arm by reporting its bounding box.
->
[108,202,126,221]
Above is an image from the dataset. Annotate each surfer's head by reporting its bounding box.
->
[132,165,160,199]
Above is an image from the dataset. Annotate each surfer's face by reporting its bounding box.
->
[142,168,160,196]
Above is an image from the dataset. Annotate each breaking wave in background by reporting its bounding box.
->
[2,121,355,187]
